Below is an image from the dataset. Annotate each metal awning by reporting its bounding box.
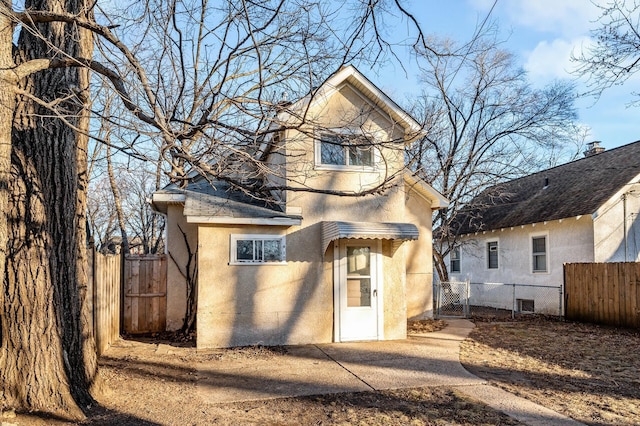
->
[321,221,419,252]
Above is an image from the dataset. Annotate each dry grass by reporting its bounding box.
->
[460,317,640,425]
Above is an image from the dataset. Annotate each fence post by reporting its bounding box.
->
[465,279,471,317]
[511,284,516,319]
[559,283,564,318]
[88,243,96,341]
[433,281,439,318]
[120,252,125,335]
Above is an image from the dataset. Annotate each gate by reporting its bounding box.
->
[123,255,167,334]
[434,280,470,318]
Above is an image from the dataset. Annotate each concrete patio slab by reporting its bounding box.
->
[195,319,586,426]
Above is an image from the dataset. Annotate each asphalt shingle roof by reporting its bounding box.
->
[156,176,298,220]
[452,140,640,235]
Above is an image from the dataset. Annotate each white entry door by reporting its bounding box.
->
[336,240,381,341]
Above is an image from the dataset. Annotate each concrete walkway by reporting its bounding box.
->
[196,319,584,426]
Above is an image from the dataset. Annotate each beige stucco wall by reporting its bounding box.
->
[404,190,435,319]
[197,224,334,348]
[381,240,408,340]
[165,204,197,331]
[283,83,406,211]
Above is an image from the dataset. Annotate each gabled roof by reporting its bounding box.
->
[452,140,640,235]
[279,65,422,141]
[152,176,301,225]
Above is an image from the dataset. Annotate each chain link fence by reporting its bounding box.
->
[434,280,564,319]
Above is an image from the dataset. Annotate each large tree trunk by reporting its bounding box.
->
[0,0,97,419]
[0,9,17,357]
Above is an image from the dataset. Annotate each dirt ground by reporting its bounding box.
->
[6,317,639,425]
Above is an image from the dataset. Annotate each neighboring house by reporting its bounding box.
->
[445,141,640,312]
[152,65,448,349]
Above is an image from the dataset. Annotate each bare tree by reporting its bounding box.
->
[407,30,582,282]
[0,0,430,417]
[87,171,120,251]
[573,0,640,105]
[89,160,166,254]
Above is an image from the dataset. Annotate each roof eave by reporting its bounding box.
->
[151,192,186,214]
[404,174,449,209]
[185,216,301,226]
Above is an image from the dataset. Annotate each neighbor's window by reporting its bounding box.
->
[230,235,286,264]
[532,236,547,272]
[487,241,498,269]
[318,133,373,168]
[450,247,461,273]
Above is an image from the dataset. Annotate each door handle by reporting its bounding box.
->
[373,289,377,297]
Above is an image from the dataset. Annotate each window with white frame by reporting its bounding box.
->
[317,133,374,168]
[450,247,461,273]
[532,235,547,272]
[487,241,498,269]
[230,235,286,264]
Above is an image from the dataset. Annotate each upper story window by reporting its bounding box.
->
[450,247,461,273]
[317,133,374,169]
[532,235,547,273]
[230,234,286,265]
[487,241,498,269]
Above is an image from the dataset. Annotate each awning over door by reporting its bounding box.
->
[321,221,419,252]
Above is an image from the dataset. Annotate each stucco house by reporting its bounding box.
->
[152,65,448,349]
[445,141,640,312]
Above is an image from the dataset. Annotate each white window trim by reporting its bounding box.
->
[530,232,550,274]
[450,246,461,273]
[486,239,499,270]
[314,129,380,172]
[230,234,287,265]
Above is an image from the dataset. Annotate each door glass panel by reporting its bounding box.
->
[347,247,370,275]
[346,246,371,307]
[347,278,371,307]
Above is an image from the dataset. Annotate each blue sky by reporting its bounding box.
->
[376,0,640,150]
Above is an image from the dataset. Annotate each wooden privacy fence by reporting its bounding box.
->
[88,250,168,354]
[88,249,122,355]
[123,255,167,335]
[564,262,640,329]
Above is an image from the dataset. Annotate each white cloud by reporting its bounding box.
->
[524,36,591,83]
[510,0,599,36]
[470,0,601,38]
